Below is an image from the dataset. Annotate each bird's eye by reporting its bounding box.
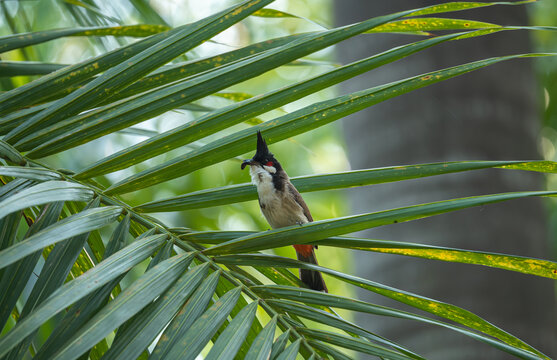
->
[265,161,274,167]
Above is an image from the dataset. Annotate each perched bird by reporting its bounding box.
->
[241,131,327,292]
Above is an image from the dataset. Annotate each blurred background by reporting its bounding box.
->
[1,0,556,358]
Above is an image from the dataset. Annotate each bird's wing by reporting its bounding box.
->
[288,182,313,222]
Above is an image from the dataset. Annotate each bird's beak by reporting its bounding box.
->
[241,159,254,170]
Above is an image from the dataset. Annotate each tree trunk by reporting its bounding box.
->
[334,1,557,359]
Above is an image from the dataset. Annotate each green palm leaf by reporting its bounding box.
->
[135,160,557,212]
[203,191,557,255]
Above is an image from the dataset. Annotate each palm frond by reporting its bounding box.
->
[0,1,555,359]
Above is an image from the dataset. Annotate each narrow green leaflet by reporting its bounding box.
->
[297,329,413,360]
[74,31,467,180]
[0,166,61,181]
[209,272,263,360]
[252,8,301,19]
[368,17,499,35]
[0,234,167,357]
[0,61,66,77]
[51,252,194,360]
[0,203,64,331]
[0,103,52,135]
[0,26,172,116]
[0,250,42,338]
[4,0,273,143]
[204,301,259,360]
[225,257,548,359]
[0,181,93,220]
[308,341,352,360]
[105,54,553,195]
[0,179,34,202]
[0,139,25,165]
[315,237,557,279]
[244,315,277,360]
[252,8,327,30]
[106,33,310,104]
[0,25,169,53]
[182,231,557,279]
[275,339,301,360]
[406,1,535,17]
[0,211,20,251]
[270,330,291,360]
[150,270,221,360]
[134,160,556,212]
[164,287,242,360]
[104,212,132,257]
[203,191,557,255]
[61,0,121,23]
[102,263,209,360]
[0,206,123,270]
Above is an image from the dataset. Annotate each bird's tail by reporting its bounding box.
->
[294,244,328,292]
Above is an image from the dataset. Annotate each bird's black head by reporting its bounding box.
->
[241,131,282,171]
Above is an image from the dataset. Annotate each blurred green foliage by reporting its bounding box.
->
[531,0,557,258]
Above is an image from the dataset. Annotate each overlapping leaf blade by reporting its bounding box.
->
[0,234,167,357]
[297,328,414,360]
[0,139,25,165]
[0,203,64,331]
[74,31,466,179]
[221,257,547,358]
[0,206,122,269]
[244,315,277,360]
[275,339,301,360]
[308,340,352,360]
[22,7,424,158]
[205,301,259,360]
[0,27,171,116]
[164,286,242,360]
[51,252,194,360]
[149,270,221,359]
[4,0,273,143]
[105,54,551,195]
[34,222,147,360]
[270,330,291,360]
[101,263,208,360]
[0,166,61,181]
[0,181,93,219]
[0,25,169,53]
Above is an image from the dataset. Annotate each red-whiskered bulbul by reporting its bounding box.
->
[241,131,328,292]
